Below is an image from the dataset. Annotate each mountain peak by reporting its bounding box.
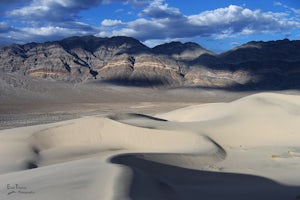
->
[57,35,149,54]
[152,41,212,61]
[152,41,205,51]
[236,38,294,49]
[220,39,300,63]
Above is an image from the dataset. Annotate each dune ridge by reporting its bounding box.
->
[0,92,300,199]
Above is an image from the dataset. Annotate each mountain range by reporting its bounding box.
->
[1,35,300,90]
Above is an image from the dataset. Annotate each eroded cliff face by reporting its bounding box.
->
[1,36,300,89]
[97,54,185,86]
[0,36,188,87]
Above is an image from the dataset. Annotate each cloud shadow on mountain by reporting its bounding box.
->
[100,77,174,88]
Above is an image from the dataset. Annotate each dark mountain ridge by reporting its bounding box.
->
[0,36,299,90]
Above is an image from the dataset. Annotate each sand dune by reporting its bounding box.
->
[0,92,300,199]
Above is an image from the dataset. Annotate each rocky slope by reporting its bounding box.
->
[0,36,299,89]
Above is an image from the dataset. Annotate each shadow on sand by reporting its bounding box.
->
[111,154,300,200]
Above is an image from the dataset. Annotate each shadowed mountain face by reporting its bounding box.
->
[0,36,299,89]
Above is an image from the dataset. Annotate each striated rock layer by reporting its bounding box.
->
[0,36,300,89]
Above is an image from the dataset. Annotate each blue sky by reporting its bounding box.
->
[0,0,300,52]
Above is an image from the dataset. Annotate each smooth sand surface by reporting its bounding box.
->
[1,92,300,200]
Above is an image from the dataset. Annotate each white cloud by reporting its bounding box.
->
[139,0,182,19]
[240,28,255,35]
[188,5,245,26]
[142,38,171,47]
[1,0,300,46]
[22,26,75,36]
[142,37,190,47]
[230,41,240,46]
[274,1,300,16]
[8,0,100,22]
[122,0,151,6]
[99,4,300,42]
[101,19,123,26]
[291,8,300,16]
[274,2,283,6]
[0,22,12,33]
[1,0,150,44]
[9,5,50,19]
[7,0,149,22]
[0,25,98,45]
[112,28,138,36]
[186,5,294,32]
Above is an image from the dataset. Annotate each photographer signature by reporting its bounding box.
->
[6,184,34,195]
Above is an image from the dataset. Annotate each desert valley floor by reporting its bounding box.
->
[0,84,300,200]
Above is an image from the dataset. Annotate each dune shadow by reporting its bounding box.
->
[24,146,41,170]
[25,161,38,169]
[108,113,169,129]
[108,113,168,122]
[111,154,300,200]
